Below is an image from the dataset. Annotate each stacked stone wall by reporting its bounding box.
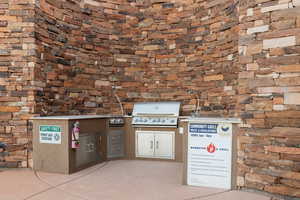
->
[238,0,300,197]
[34,0,130,116]
[33,0,239,117]
[0,0,36,167]
[111,0,239,117]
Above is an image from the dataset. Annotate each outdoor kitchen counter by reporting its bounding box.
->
[31,115,132,120]
[179,117,242,123]
[31,114,131,174]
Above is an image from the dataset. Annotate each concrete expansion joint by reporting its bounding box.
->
[23,161,109,200]
[183,189,232,200]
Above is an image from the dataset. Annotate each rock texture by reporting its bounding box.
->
[238,0,300,197]
[0,0,36,167]
[0,0,299,198]
[34,0,128,115]
[34,0,239,117]
[122,0,239,116]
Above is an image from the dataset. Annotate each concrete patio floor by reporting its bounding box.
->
[0,160,271,200]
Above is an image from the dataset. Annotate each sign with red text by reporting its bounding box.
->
[187,123,233,189]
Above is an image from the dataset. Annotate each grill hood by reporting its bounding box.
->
[132,102,181,116]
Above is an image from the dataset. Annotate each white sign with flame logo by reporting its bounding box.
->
[187,122,233,189]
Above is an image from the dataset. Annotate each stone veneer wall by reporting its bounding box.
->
[0,0,300,198]
[238,0,300,197]
[0,0,36,167]
[115,0,239,116]
[34,0,131,115]
[34,0,239,116]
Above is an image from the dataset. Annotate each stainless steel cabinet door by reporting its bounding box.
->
[107,130,124,159]
[135,131,175,160]
[76,133,98,168]
[154,132,174,159]
[135,131,155,158]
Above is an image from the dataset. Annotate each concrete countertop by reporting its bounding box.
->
[32,115,241,123]
[180,117,242,124]
[31,115,132,120]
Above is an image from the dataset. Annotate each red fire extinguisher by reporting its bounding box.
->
[72,121,80,149]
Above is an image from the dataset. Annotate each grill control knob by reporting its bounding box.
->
[171,119,175,123]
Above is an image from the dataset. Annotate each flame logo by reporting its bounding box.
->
[207,143,216,153]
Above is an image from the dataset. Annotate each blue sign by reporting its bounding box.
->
[189,123,218,134]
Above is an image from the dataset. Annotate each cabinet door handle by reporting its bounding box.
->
[156,141,159,149]
[90,143,95,152]
[150,141,153,149]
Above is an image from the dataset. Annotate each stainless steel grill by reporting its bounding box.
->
[132,102,181,127]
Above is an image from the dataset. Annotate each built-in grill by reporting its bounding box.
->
[132,102,181,127]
